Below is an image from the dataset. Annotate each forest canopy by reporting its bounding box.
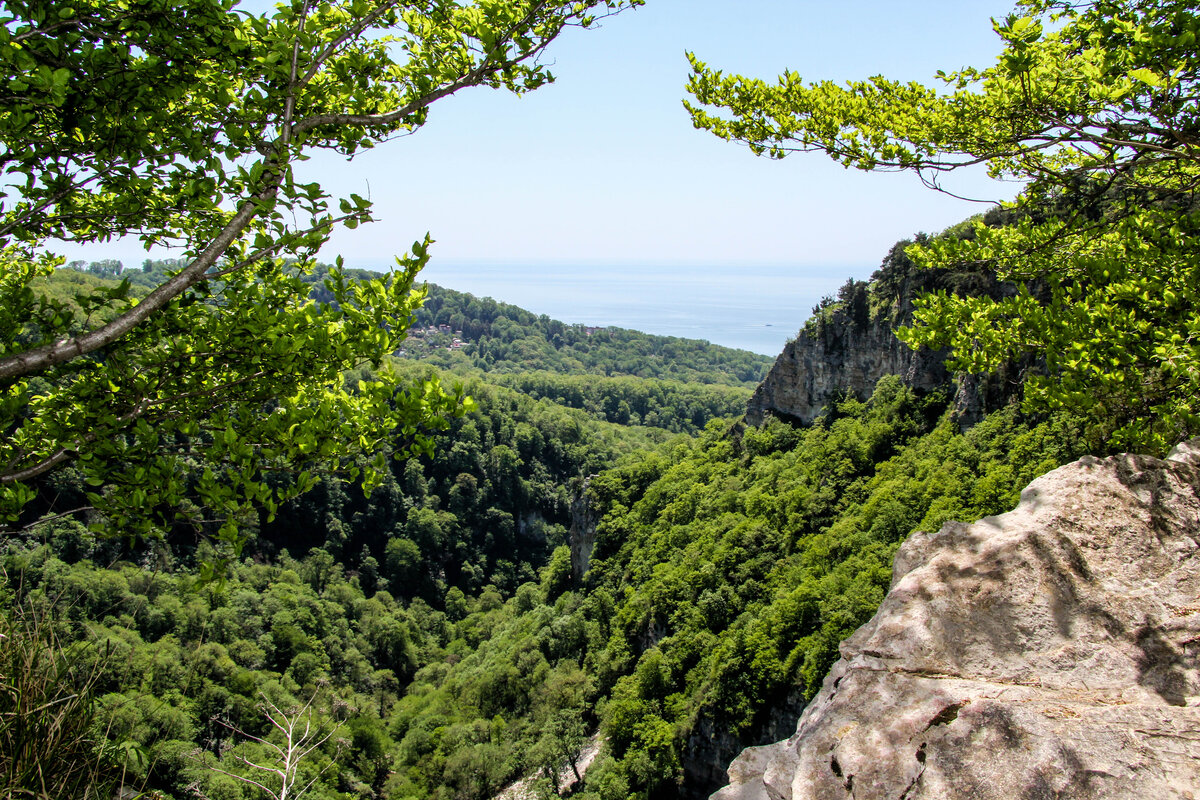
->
[0,0,640,548]
[4,2,1175,799]
[687,0,1200,452]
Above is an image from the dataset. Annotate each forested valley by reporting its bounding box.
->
[4,1,1198,799]
[3,250,1086,800]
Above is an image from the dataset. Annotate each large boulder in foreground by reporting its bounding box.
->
[713,440,1200,800]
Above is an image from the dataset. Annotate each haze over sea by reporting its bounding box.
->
[412,261,871,357]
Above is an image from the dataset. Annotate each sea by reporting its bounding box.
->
[412,261,871,357]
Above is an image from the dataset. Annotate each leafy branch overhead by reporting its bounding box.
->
[0,0,641,546]
[687,0,1200,451]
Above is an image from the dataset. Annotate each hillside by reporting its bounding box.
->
[4,249,1093,800]
[6,4,1197,800]
[37,263,773,385]
[2,380,1085,800]
[402,283,773,387]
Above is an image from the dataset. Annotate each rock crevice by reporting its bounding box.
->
[569,476,599,585]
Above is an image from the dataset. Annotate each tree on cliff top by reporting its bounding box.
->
[687,0,1200,452]
[0,0,641,552]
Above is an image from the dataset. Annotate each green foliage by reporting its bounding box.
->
[404,285,773,387]
[566,379,1082,795]
[6,249,472,558]
[0,602,131,799]
[494,372,752,434]
[1,549,405,799]
[687,0,1200,452]
[258,364,674,601]
[1,0,642,547]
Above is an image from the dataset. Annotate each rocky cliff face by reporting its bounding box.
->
[712,439,1200,800]
[683,691,807,799]
[744,307,949,427]
[569,477,599,585]
[746,241,1023,428]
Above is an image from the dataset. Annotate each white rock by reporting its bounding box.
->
[714,440,1200,800]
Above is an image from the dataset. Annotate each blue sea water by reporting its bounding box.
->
[414,262,869,357]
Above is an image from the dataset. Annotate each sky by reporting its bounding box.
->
[73,0,1022,278]
[322,0,1021,273]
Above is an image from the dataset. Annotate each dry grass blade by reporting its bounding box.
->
[0,603,126,800]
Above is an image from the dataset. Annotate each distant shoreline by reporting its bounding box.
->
[397,261,870,356]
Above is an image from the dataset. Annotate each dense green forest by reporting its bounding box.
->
[5,1,1197,799]
[0,379,1083,800]
[3,252,1085,800]
[400,285,772,387]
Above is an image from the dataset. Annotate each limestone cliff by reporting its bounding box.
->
[744,306,949,427]
[746,238,1020,428]
[712,439,1200,800]
[569,477,599,585]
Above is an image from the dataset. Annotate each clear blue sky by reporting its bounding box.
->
[75,0,1020,276]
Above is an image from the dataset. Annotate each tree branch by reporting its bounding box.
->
[281,1,314,150]
[0,368,270,485]
[293,0,557,136]
[299,0,404,88]
[0,0,577,385]
[0,171,284,382]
